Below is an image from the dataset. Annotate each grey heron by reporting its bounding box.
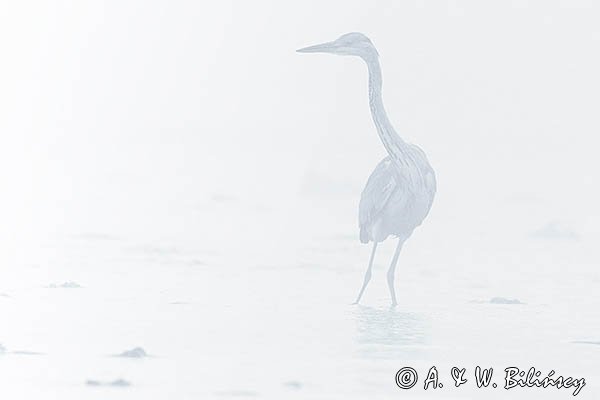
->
[298,33,436,306]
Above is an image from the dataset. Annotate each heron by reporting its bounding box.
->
[298,33,436,306]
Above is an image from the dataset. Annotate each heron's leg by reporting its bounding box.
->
[353,242,378,305]
[387,238,405,307]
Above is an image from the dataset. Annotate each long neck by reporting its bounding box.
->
[366,57,410,166]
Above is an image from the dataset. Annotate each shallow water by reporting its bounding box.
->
[1,196,599,399]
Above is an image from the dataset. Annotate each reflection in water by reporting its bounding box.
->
[353,306,429,360]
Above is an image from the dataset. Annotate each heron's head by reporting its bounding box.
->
[297,32,378,59]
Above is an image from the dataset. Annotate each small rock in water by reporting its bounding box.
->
[48,281,82,289]
[117,347,147,358]
[490,297,522,305]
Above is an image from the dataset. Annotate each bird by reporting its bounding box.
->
[297,33,436,306]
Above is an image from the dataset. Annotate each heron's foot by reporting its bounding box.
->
[390,301,398,308]
[351,300,360,305]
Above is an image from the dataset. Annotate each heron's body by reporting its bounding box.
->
[360,152,436,244]
[298,33,436,306]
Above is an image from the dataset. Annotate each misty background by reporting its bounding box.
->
[1,1,599,398]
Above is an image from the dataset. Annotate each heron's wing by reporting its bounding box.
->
[359,156,397,229]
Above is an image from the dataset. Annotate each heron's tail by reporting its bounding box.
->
[360,227,369,244]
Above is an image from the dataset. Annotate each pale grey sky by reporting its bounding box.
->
[1,0,599,257]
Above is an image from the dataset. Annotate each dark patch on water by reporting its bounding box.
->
[46,281,83,289]
[11,350,44,356]
[571,340,600,346]
[86,379,131,387]
[283,380,303,390]
[530,221,579,241]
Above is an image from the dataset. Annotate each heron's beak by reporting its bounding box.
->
[296,41,337,54]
